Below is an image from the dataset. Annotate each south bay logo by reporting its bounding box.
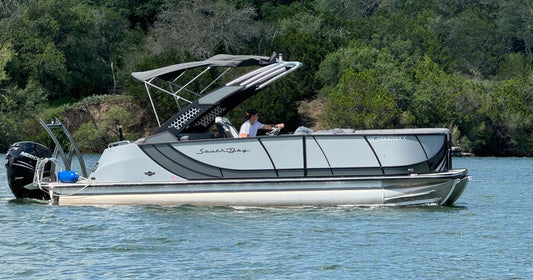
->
[197,147,251,154]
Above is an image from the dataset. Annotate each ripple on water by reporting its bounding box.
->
[0,156,531,279]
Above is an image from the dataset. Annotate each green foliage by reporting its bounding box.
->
[259,1,308,22]
[322,69,400,129]
[317,43,413,113]
[314,0,381,18]
[496,0,533,57]
[85,0,164,31]
[0,42,13,82]
[74,122,109,152]
[478,76,533,156]
[1,0,134,100]
[496,53,533,80]
[72,102,145,152]
[1,0,532,155]
[0,80,47,150]
[410,55,465,127]
[433,8,504,77]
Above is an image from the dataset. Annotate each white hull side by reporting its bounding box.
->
[49,170,469,207]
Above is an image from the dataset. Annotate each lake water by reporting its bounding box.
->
[0,155,531,279]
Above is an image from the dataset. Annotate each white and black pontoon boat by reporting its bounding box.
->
[5,54,470,206]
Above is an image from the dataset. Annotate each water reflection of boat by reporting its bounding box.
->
[5,54,469,206]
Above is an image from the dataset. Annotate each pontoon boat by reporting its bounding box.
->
[5,54,470,206]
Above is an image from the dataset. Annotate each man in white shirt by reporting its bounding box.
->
[239,109,284,137]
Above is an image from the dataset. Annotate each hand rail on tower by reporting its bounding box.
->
[39,117,88,177]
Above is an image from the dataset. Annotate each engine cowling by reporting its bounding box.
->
[4,141,52,200]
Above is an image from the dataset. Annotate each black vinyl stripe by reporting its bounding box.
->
[310,136,333,175]
[415,135,432,172]
[157,144,222,178]
[257,138,278,177]
[302,136,307,176]
[141,144,221,179]
[364,136,385,175]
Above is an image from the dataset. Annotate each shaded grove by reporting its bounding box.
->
[1,0,531,155]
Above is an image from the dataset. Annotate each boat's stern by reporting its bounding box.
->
[89,141,183,183]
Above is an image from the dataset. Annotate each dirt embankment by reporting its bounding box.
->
[58,95,326,142]
[60,95,156,139]
[298,97,327,131]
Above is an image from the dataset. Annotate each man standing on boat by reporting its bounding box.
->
[239,109,284,137]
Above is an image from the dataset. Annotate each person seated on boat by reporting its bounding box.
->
[239,109,284,138]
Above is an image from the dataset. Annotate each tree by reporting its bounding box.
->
[317,43,413,113]
[0,41,12,83]
[496,0,533,57]
[73,100,144,152]
[87,0,163,31]
[314,0,382,18]
[229,3,337,131]
[496,53,533,80]
[321,69,400,129]
[410,55,464,127]
[0,0,24,18]
[0,80,47,150]
[146,0,259,59]
[432,7,504,78]
[479,76,533,156]
[2,0,132,100]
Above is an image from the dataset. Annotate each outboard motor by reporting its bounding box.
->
[4,141,52,200]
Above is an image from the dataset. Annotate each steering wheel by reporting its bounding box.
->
[266,126,282,136]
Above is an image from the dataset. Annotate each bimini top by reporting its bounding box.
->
[131,53,302,137]
[131,54,276,82]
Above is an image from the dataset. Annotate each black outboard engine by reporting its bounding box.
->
[5,141,52,200]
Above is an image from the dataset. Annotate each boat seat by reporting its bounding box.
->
[313,128,354,134]
[215,116,239,138]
